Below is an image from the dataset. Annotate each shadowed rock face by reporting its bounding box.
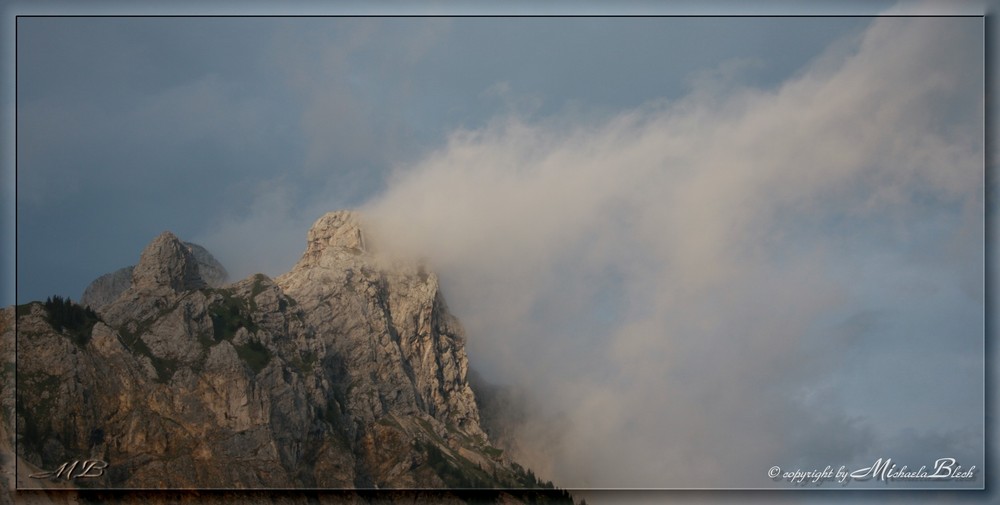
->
[80,240,229,311]
[131,232,207,293]
[185,242,229,288]
[79,267,134,311]
[9,211,559,498]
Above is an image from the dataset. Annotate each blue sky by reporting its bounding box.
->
[2,0,990,497]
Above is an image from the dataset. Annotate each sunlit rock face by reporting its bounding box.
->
[8,210,556,498]
[277,210,485,439]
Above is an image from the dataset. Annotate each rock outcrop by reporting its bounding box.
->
[8,211,565,500]
[80,241,228,311]
[276,211,484,439]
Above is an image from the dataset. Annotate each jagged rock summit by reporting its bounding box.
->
[131,231,207,293]
[7,210,567,500]
[278,210,485,439]
[81,238,228,310]
[306,209,368,255]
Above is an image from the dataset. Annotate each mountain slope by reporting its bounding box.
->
[8,211,569,501]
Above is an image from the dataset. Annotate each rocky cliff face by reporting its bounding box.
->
[275,211,484,441]
[79,266,133,311]
[8,211,564,500]
[80,241,228,311]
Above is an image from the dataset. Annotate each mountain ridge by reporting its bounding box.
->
[81,240,229,311]
[3,210,573,504]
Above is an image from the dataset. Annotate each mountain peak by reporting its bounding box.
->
[11,212,566,495]
[307,210,367,255]
[82,239,228,310]
[131,231,207,292]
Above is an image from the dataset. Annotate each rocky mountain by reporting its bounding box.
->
[80,242,229,310]
[4,211,572,504]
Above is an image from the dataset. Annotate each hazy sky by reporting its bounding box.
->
[5,0,989,496]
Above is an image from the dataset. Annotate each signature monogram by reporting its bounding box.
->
[28,459,108,480]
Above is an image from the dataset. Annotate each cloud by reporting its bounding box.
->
[188,19,458,286]
[191,179,313,284]
[360,16,983,488]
